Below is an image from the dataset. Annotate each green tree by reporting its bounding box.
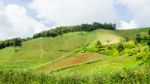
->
[0,38,22,50]
[148,30,150,36]
[117,43,124,52]
[148,41,150,51]
[125,36,129,42]
[13,38,22,47]
[148,30,150,40]
[96,40,103,52]
[135,33,142,43]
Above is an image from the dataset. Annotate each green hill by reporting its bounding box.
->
[0,27,150,84]
[0,28,149,73]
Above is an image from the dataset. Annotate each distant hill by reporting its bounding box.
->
[115,27,150,40]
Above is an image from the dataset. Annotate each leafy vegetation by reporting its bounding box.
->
[0,38,22,49]
[0,67,150,84]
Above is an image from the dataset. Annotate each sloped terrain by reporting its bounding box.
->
[0,32,96,69]
[0,28,149,73]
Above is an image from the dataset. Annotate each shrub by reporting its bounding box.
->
[136,51,147,60]
[116,43,124,52]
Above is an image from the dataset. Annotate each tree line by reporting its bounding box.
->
[33,22,116,38]
[0,38,22,49]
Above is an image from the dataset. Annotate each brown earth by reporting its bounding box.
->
[35,52,104,72]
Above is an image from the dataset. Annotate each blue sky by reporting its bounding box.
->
[0,0,150,39]
[115,3,132,21]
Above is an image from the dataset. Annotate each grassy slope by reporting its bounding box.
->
[0,28,149,72]
[0,31,96,69]
[34,30,123,72]
[53,54,143,75]
[35,52,104,72]
[50,28,150,74]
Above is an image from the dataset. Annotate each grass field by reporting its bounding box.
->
[0,31,96,69]
[0,28,149,73]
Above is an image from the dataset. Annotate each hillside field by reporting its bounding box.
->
[0,28,149,70]
[0,28,150,84]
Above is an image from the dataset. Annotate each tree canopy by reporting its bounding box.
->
[0,38,22,49]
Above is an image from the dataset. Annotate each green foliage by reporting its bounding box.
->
[148,30,150,36]
[135,46,150,64]
[123,41,135,49]
[95,40,105,54]
[103,45,119,56]
[148,41,150,49]
[125,36,129,42]
[116,43,124,52]
[148,30,150,50]
[136,51,147,60]
[0,38,22,49]
[96,41,101,50]
[0,68,150,84]
[135,33,142,43]
[58,74,88,84]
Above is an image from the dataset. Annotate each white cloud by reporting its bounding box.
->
[0,2,48,40]
[117,0,150,27]
[118,20,138,30]
[30,0,119,26]
[1,0,150,40]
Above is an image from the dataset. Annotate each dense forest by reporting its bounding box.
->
[33,22,116,38]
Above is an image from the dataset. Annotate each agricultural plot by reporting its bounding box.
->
[35,52,105,72]
[53,54,142,75]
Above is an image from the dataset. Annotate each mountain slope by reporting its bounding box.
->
[0,31,96,69]
[0,28,149,72]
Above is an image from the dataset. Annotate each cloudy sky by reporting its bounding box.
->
[0,0,150,39]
